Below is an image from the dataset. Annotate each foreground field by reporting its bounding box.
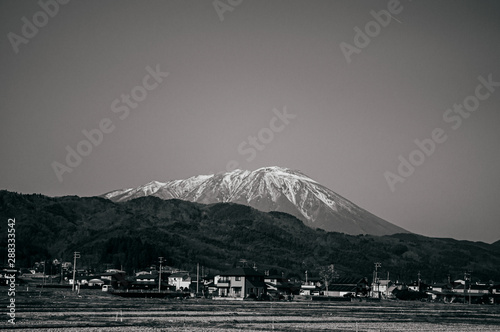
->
[1,288,500,331]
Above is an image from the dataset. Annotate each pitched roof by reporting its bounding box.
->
[306,277,322,282]
[470,284,490,290]
[332,277,366,285]
[247,279,267,289]
[432,283,451,288]
[220,267,265,277]
[265,274,285,279]
[376,279,392,286]
[325,285,357,292]
[169,272,190,278]
[132,281,157,285]
[135,274,157,279]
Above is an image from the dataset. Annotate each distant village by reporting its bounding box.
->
[2,258,500,305]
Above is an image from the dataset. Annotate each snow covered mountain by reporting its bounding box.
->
[102,166,408,236]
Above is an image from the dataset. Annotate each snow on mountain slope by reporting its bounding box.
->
[102,166,408,236]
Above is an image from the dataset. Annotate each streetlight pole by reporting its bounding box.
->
[72,252,80,291]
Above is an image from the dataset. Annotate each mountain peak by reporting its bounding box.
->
[255,166,291,172]
[102,167,408,236]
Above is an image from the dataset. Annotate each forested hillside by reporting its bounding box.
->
[1,190,499,283]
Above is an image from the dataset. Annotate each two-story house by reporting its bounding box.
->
[130,273,158,290]
[168,272,191,291]
[370,279,393,298]
[216,267,267,299]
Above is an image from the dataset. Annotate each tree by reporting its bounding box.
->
[319,264,339,294]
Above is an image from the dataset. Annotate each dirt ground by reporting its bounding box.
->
[1,288,500,331]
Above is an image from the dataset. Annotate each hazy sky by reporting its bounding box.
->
[1,0,499,243]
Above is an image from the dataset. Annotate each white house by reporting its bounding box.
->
[215,268,267,299]
[168,272,191,290]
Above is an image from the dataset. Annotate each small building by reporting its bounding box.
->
[130,273,159,290]
[371,279,393,298]
[69,275,89,285]
[135,273,157,283]
[469,284,490,294]
[452,284,465,293]
[324,284,356,297]
[490,284,500,295]
[88,278,104,287]
[407,281,429,292]
[431,283,452,293]
[215,267,267,299]
[264,274,286,286]
[300,277,322,296]
[99,271,128,289]
[205,281,218,295]
[325,277,370,297]
[450,283,489,295]
[100,271,122,283]
[168,272,191,291]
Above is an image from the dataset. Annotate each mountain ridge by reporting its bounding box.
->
[102,166,408,236]
[1,190,499,282]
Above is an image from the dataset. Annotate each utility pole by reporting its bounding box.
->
[374,262,381,298]
[158,257,164,293]
[72,252,80,291]
[325,264,335,295]
[372,270,375,295]
[463,271,473,305]
[43,260,46,287]
[196,263,200,295]
[467,271,472,305]
[462,271,468,304]
[305,270,308,284]
[417,271,421,291]
[387,271,390,298]
[60,259,63,285]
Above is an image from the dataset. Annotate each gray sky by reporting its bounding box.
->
[1,0,499,243]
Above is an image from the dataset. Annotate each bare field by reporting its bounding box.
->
[1,289,500,331]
